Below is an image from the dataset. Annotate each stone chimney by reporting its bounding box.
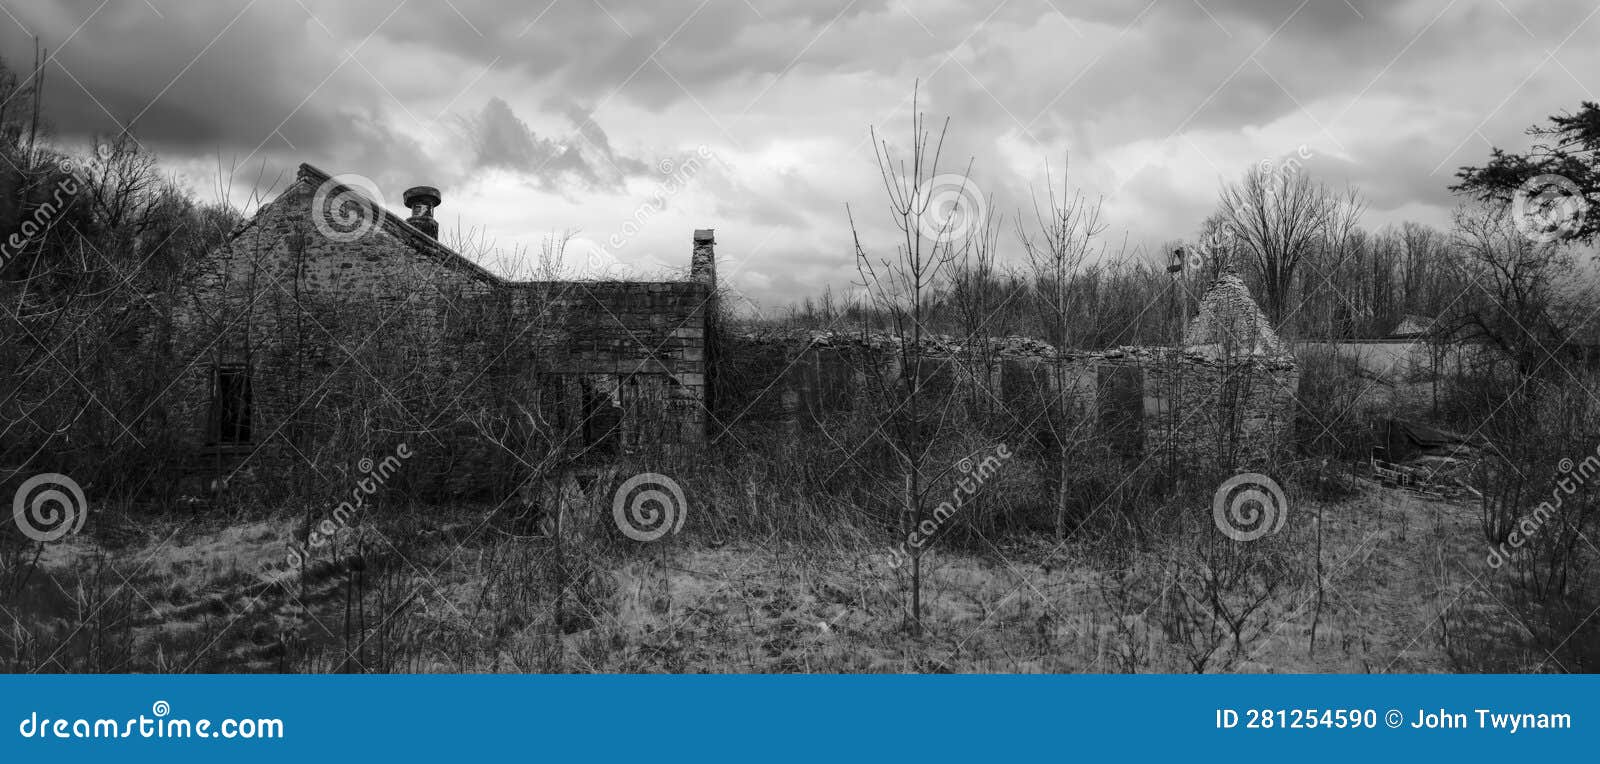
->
[403,186,441,239]
[691,229,716,289]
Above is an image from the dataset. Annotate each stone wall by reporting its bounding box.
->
[165,163,1294,495]
[1132,347,1299,472]
[167,164,713,497]
[717,333,1297,474]
[718,274,1300,474]
[513,279,711,448]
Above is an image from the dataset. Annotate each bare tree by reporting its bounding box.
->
[1442,203,1598,377]
[846,87,972,633]
[1217,166,1363,328]
[950,199,1011,412]
[1017,159,1109,539]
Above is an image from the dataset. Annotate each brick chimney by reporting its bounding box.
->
[692,228,718,441]
[403,186,441,239]
[691,229,716,289]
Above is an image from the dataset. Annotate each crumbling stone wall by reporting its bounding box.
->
[1131,347,1298,472]
[513,279,711,448]
[720,336,1295,473]
[717,275,1299,474]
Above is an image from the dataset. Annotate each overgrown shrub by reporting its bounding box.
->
[1293,347,1378,460]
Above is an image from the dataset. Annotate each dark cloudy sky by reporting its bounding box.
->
[4,1,1596,309]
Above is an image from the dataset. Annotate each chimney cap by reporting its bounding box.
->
[693,228,715,243]
[403,186,441,209]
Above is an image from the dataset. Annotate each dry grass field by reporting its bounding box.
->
[4,471,1549,674]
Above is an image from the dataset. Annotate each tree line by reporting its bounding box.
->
[784,102,1600,385]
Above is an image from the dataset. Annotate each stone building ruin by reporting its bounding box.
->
[168,163,1297,496]
[170,164,715,496]
[722,274,1298,473]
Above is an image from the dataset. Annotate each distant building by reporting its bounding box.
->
[1387,314,1436,340]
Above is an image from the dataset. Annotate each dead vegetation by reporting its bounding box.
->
[0,469,1527,673]
[3,64,1598,677]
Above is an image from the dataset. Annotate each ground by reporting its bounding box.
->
[1,479,1542,673]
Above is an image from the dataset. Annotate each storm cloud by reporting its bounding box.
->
[2,0,1595,308]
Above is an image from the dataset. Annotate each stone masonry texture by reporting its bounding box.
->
[167,164,713,498]
[165,163,1293,497]
[722,275,1298,474]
